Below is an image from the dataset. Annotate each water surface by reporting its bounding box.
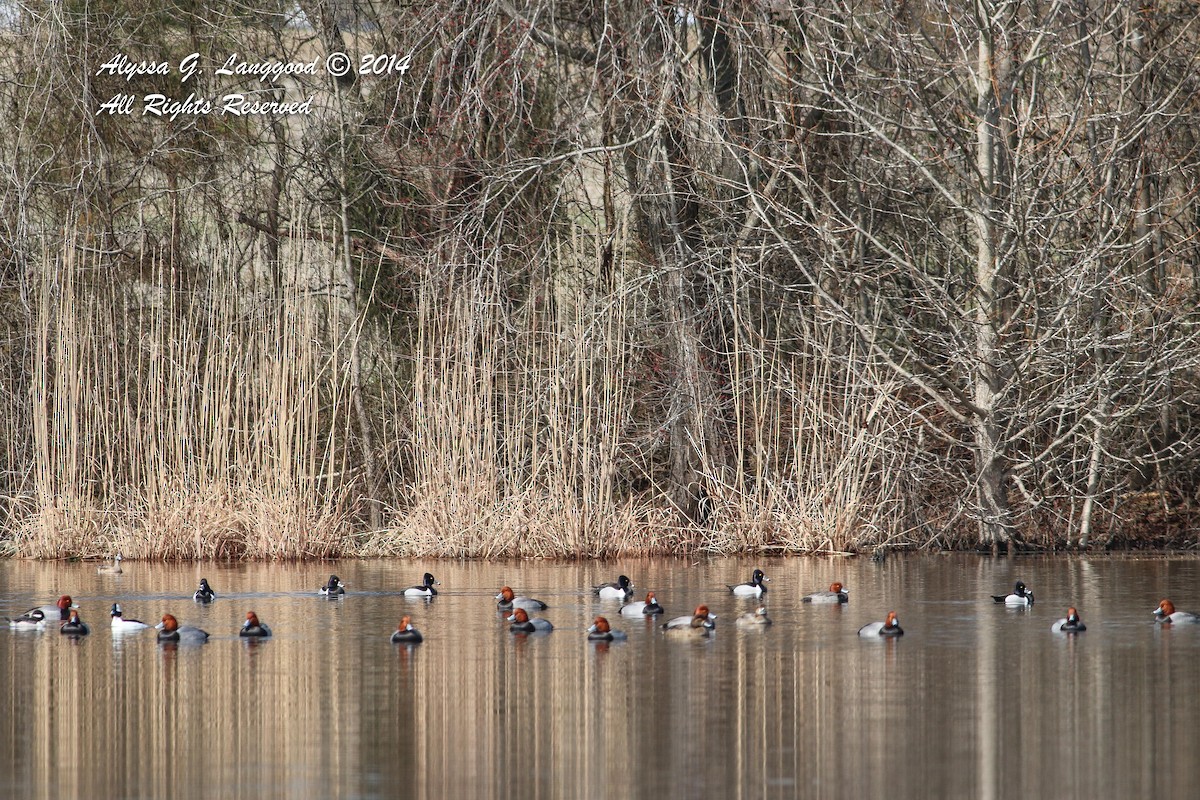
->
[2,555,1198,799]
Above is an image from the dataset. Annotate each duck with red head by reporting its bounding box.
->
[858,611,904,638]
[1052,607,1087,633]
[495,586,548,611]
[587,616,627,641]
[1153,599,1199,625]
[7,595,78,629]
[60,609,90,636]
[664,605,716,630]
[620,592,664,617]
[239,611,272,638]
[391,616,423,643]
[663,609,715,639]
[157,614,210,644]
[802,582,849,604]
[508,608,553,634]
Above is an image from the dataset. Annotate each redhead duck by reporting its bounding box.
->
[239,611,272,638]
[193,579,216,603]
[508,608,553,633]
[391,616,423,643]
[587,616,627,641]
[663,612,715,639]
[110,603,149,631]
[1051,607,1087,633]
[97,554,123,575]
[593,575,634,601]
[736,607,772,628]
[60,610,90,636]
[157,614,210,644]
[802,582,849,604]
[8,595,77,627]
[620,591,664,617]
[319,575,345,596]
[992,581,1034,606]
[404,573,439,598]
[1153,599,1199,625]
[728,569,770,597]
[858,611,904,637]
[495,586,548,611]
[37,595,80,621]
[664,605,717,629]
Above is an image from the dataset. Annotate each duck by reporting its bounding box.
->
[664,605,717,629]
[802,582,849,604]
[736,606,772,627]
[495,586,548,611]
[507,608,553,633]
[728,568,770,597]
[24,595,79,621]
[110,603,149,631]
[858,611,904,637]
[239,611,272,638]
[319,575,346,596]
[587,616,627,641]
[663,612,715,639]
[60,610,90,636]
[97,554,123,575]
[992,580,1034,606]
[1153,599,1199,625]
[6,609,46,629]
[157,614,210,644]
[1051,607,1087,633]
[391,616,423,644]
[404,573,439,598]
[192,579,216,603]
[593,575,634,601]
[620,591,664,617]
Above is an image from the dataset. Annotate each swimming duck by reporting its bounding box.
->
[60,610,90,636]
[620,591,664,617]
[7,595,77,628]
[110,603,149,631]
[587,616,627,641]
[663,612,715,639]
[6,609,46,629]
[319,575,346,596]
[736,606,772,627]
[157,614,210,644]
[391,616,423,644]
[802,582,849,604]
[992,581,1034,606]
[1153,599,1199,625]
[239,611,272,638]
[593,575,634,601]
[508,608,553,633]
[404,573,439,598]
[495,586,548,611]
[193,579,216,603]
[728,569,770,597]
[858,611,904,637]
[97,554,123,575]
[1051,607,1087,633]
[664,605,717,629]
[25,595,79,621]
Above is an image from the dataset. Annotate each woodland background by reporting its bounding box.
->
[1,0,1199,559]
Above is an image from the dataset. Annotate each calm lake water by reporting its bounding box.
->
[2,555,1199,799]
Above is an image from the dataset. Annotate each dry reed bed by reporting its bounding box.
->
[3,238,917,560]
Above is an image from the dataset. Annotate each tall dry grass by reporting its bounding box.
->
[7,224,917,560]
[13,233,354,559]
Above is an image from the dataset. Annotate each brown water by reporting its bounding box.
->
[1,555,1198,799]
